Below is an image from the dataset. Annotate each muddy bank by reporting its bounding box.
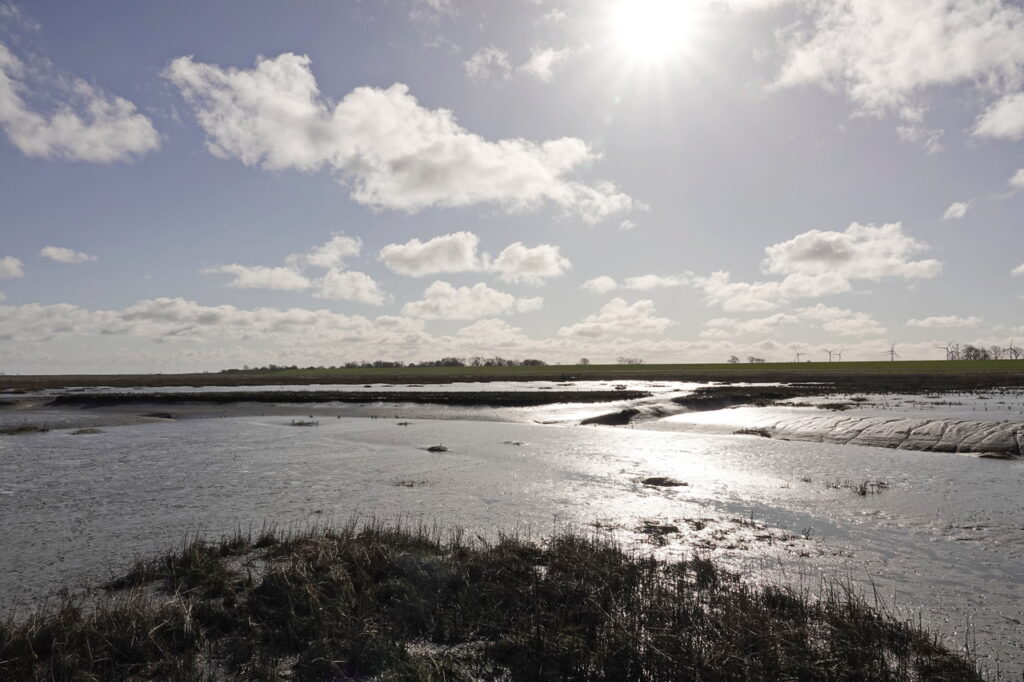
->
[581,408,641,425]
[43,389,650,408]
[671,385,827,411]
[672,413,1024,458]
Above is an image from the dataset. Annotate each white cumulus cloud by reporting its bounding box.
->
[39,246,97,263]
[489,242,570,285]
[559,298,674,338]
[798,304,886,337]
[773,0,1024,114]
[622,274,688,290]
[973,91,1024,139]
[451,318,529,348]
[205,264,312,291]
[1009,168,1024,191]
[907,315,983,327]
[0,42,159,163]
[166,53,633,222]
[519,47,572,82]
[581,276,618,294]
[763,222,941,281]
[0,255,24,278]
[379,232,570,285]
[691,222,940,311]
[464,47,512,82]
[207,233,386,304]
[690,270,849,312]
[1012,263,1024,276]
[402,281,542,320]
[295,233,362,269]
[314,268,389,305]
[705,304,885,339]
[942,202,969,220]
[702,313,798,337]
[379,232,483,277]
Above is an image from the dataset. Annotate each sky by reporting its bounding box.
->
[0,0,1023,373]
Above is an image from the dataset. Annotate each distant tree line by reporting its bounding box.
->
[219,355,661,373]
[959,344,1022,361]
[938,342,1022,361]
[220,357,550,373]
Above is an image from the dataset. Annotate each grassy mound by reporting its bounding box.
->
[0,523,979,681]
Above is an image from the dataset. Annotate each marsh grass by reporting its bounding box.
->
[734,427,773,438]
[0,422,49,435]
[825,479,890,495]
[0,522,980,681]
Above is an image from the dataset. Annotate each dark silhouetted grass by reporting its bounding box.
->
[0,422,49,435]
[0,522,981,681]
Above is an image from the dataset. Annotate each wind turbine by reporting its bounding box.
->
[883,344,899,362]
[823,348,836,362]
[936,341,953,361]
[835,349,843,362]
[794,350,804,362]
[1004,339,1021,360]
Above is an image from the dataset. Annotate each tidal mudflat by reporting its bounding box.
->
[1,380,1022,676]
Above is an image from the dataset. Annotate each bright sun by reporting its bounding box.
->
[608,0,696,65]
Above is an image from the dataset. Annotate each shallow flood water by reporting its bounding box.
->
[1,383,1022,675]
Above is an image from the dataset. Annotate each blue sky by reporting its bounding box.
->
[1,0,1023,372]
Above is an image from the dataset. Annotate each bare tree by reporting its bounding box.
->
[1004,340,1021,360]
[578,358,590,365]
[961,344,990,360]
[727,355,740,364]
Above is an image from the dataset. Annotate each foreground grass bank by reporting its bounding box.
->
[0,523,980,681]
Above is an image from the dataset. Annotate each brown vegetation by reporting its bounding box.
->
[0,523,980,681]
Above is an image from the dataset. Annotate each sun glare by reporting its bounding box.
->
[608,0,696,65]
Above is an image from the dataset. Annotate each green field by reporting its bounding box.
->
[214,359,1024,379]
[2,359,1024,391]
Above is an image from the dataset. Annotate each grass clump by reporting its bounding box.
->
[825,479,890,496]
[0,522,980,681]
[640,476,688,487]
[734,427,772,438]
[0,422,49,435]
